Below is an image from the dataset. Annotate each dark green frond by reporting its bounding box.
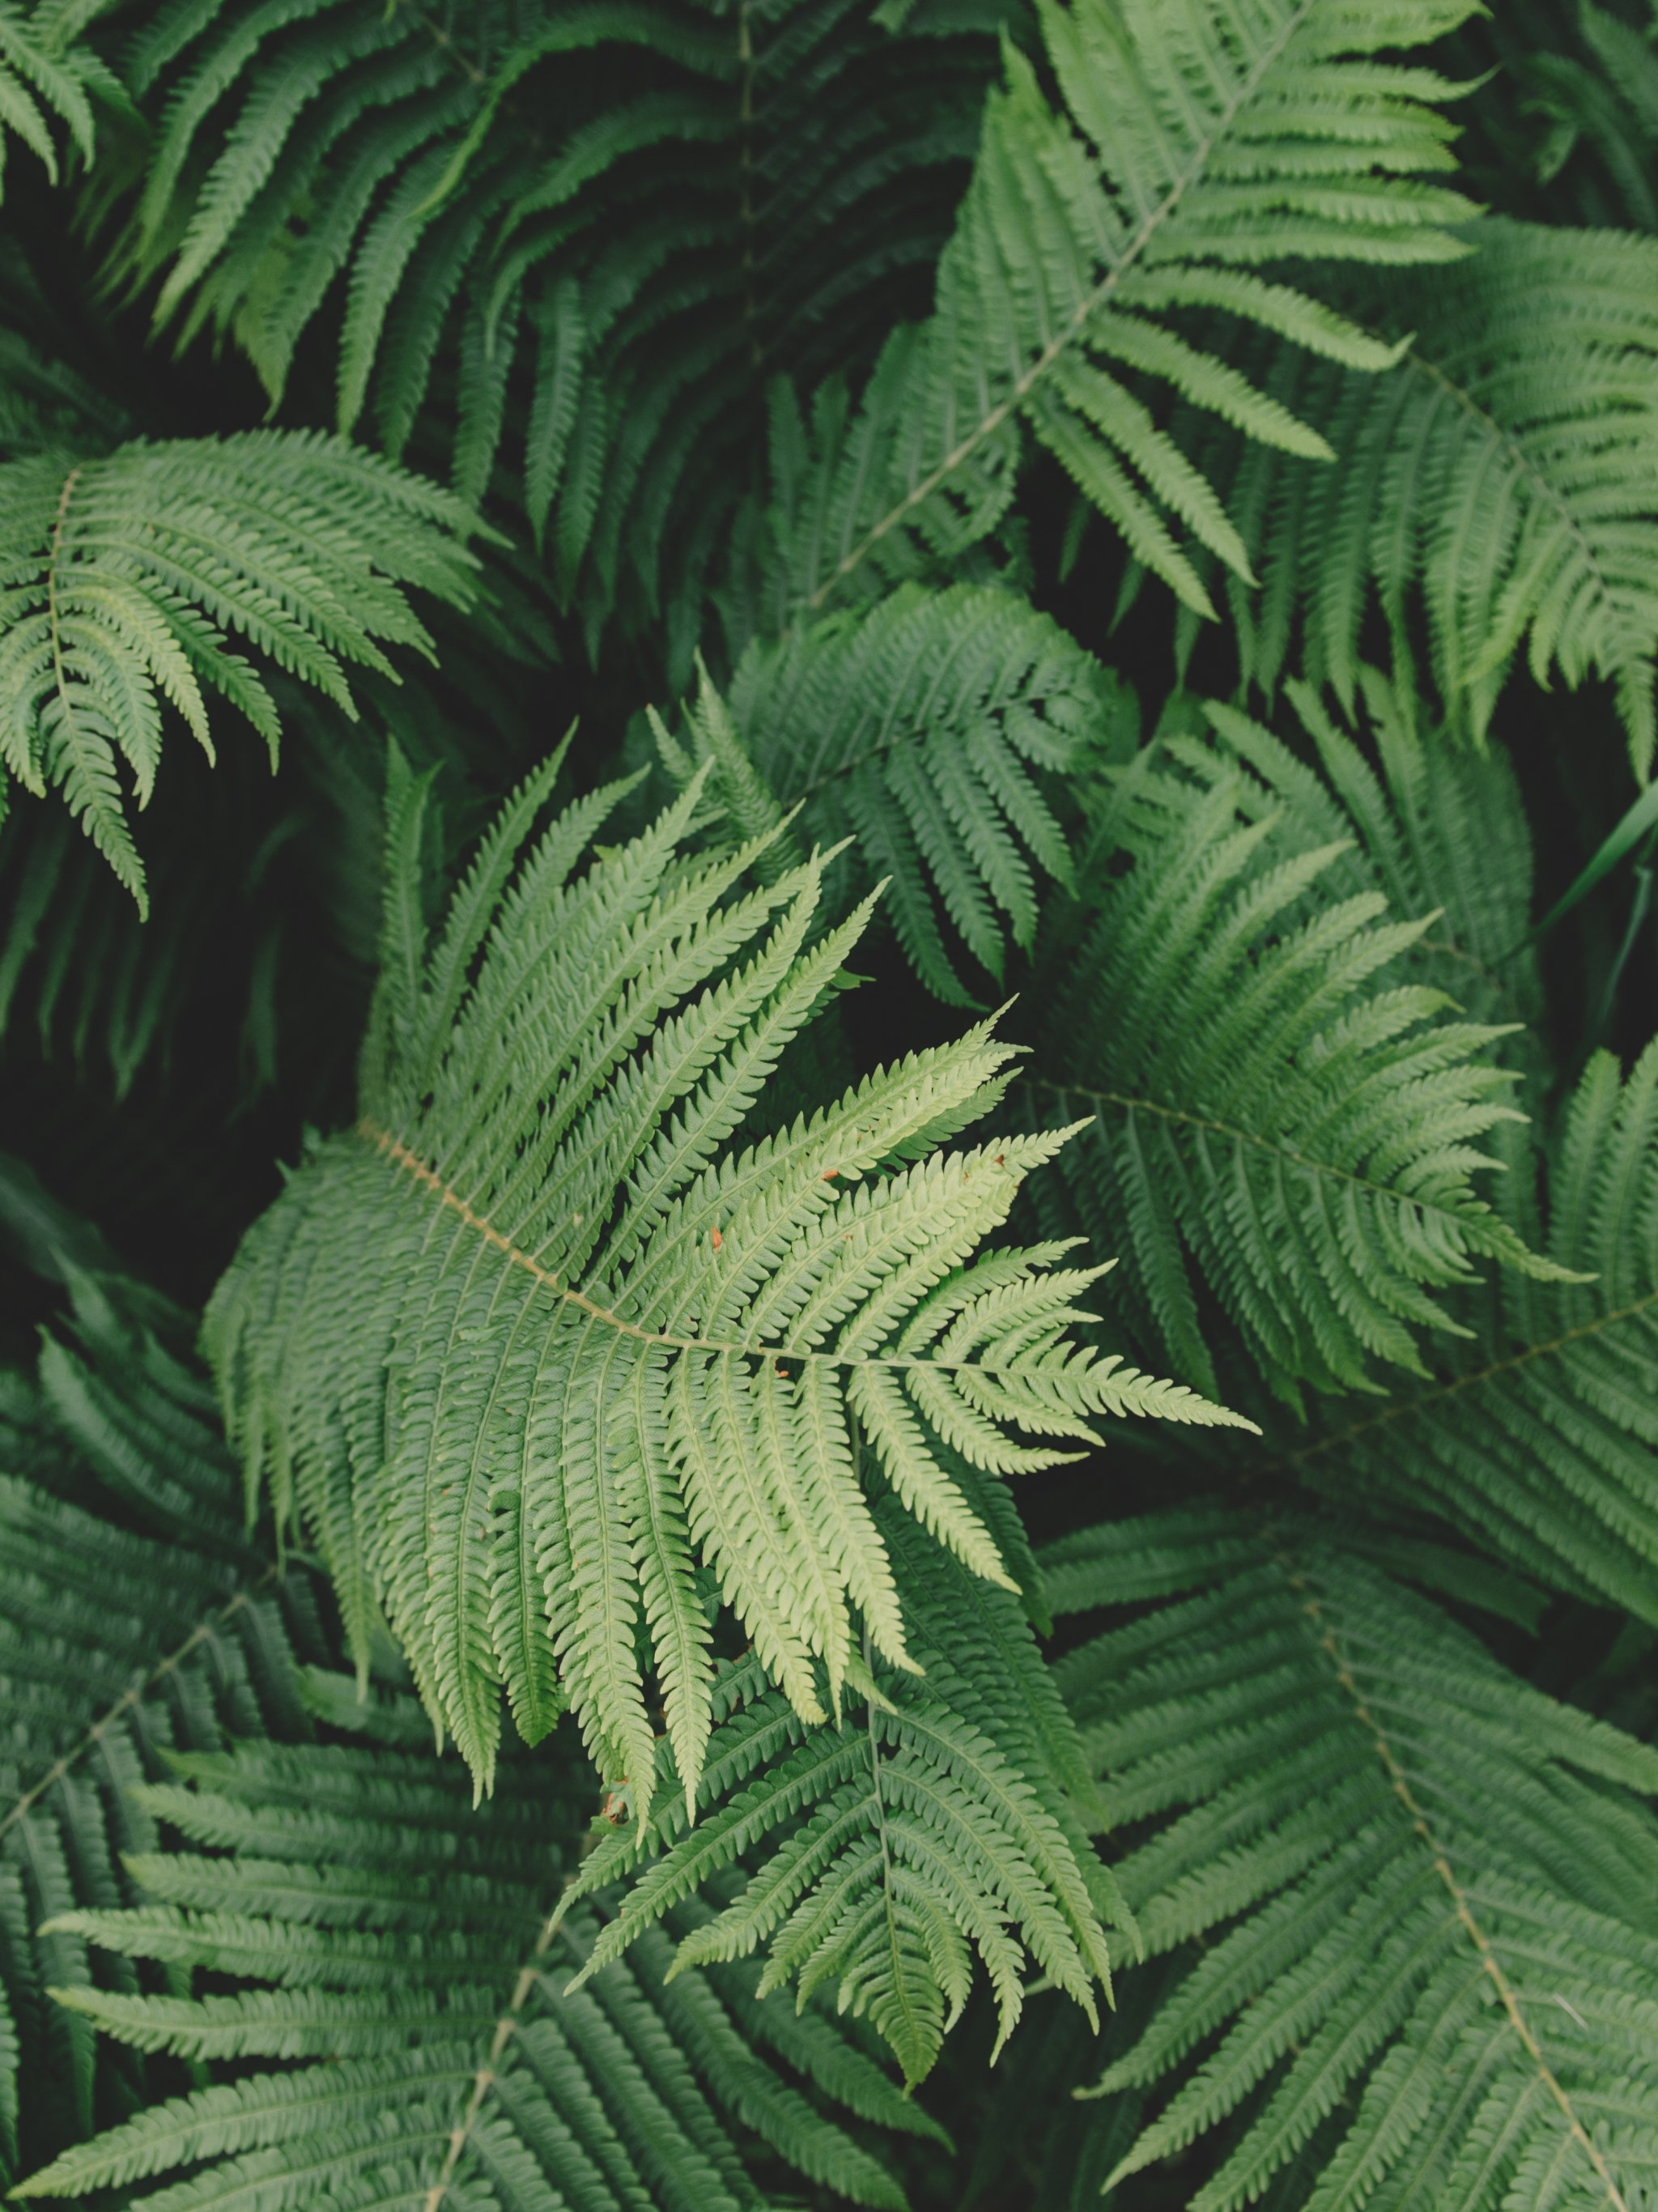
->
[0,1268,309,2189]
[16,1708,929,2210]
[1188,220,1658,769]
[108,0,1004,654]
[659,581,1126,1003]
[744,0,1479,624]
[1027,727,1563,1407]
[1044,1508,1658,2212]
[1270,1039,1658,1622]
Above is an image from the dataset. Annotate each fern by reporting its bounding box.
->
[0,430,478,907]
[1175,219,1658,768]
[737,0,1479,628]
[206,747,1244,1814]
[555,1489,1123,2087]
[0,1264,311,2188]
[1043,1508,1658,2212]
[657,581,1129,1003]
[107,0,1001,655]
[1266,1039,1658,1623]
[1151,670,1545,1042]
[17,1685,932,2210]
[1027,720,1567,1409]
[1452,0,1658,233]
[0,0,115,197]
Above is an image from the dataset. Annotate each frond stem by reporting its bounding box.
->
[1269,1287,1658,1482]
[422,1890,568,2211]
[1034,1079,1514,1228]
[1284,1559,1630,2212]
[804,0,1317,610]
[357,1117,1060,1379]
[0,1576,264,1845]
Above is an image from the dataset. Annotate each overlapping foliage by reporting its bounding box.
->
[5,1,1658,2206]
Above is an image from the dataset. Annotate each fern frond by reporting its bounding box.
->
[0,1265,308,2188]
[556,1493,1123,2086]
[1155,669,1543,1040]
[660,582,1125,1003]
[1269,1038,1658,1623]
[745,0,1478,624]
[16,1705,931,2210]
[0,431,478,908]
[206,751,1245,1817]
[1043,1508,1658,2212]
[1186,219,1658,769]
[0,0,115,195]
[1027,729,1564,1408]
[112,0,999,655]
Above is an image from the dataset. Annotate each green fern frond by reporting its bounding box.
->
[1181,219,1658,769]
[1268,1038,1658,1623]
[557,1494,1123,2087]
[1454,0,1658,232]
[0,0,117,196]
[1154,670,1543,1040]
[16,1707,932,2210]
[1027,729,1565,1408]
[206,749,1244,1817]
[111,0,1000,653]
[658,582,1124,1004]
[0,431,478,908]
[747,0,1479,624]
[0,1266,308,2189]
[1042,1508,1658,2212]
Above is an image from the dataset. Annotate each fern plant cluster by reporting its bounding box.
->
[5,2,1658,2208]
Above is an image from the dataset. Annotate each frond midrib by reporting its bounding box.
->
[803,0,1320,611]
[0,1576,267,1847]
[1267,1287,1658,1482]
[1284,1555,1630,2212]
[1032,1077,1519,1232]
[360,1117,1048,1376]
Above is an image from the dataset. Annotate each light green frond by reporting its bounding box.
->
[1044,1508,1658,2212]
[0,431,477,908]
[1027,731,1561,1407]
[16,1712,928,2210]
[0,0,112,191]
[206,755,1243,1814]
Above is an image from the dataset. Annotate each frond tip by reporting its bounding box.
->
[0,432,478,908]
[206,751,1247,1820]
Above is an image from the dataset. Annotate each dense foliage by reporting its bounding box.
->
[4,3,1658,2207]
